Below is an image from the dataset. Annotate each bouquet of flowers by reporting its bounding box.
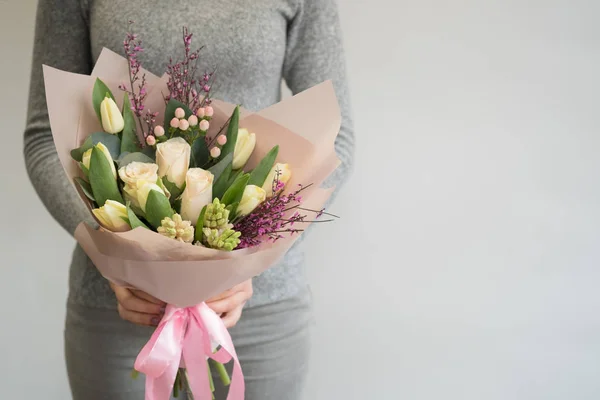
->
[43,25,341,400]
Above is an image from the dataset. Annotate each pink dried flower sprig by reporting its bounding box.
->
[165,27,216,113]
[234,181,337,249]
[118,21,157,143]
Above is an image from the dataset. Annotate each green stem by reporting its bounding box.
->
[173,370,180,398]
[207,361,215,393]
[211,359,231,386]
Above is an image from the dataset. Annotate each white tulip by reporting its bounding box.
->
[232,128,256,170]
[82,142,117,179]
[156,137,191,188]
[180,168,214,225]
[237,185,266,217]
[134,180,166,212]
[100,97,125,134]
[92,200,130,232]
[262,163,292,198]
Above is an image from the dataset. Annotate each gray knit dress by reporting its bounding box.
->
[24,0,354,398]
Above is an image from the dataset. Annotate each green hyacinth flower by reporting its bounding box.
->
[202,227,241,251]
[204,198,230,230]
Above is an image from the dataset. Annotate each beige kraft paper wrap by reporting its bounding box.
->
[43,48,341,307]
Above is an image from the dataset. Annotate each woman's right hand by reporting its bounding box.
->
[109,282,166,327]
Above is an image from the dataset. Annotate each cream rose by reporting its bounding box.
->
[118,162,159,186]
[156,137,191,188]
[237,185,266,217]
[92,200,130,232]
[180,168,214,225]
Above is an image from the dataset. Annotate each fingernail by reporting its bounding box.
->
[151,317,160,325]
[160,306,166,313]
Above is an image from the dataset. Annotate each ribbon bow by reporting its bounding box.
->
[134,302,245,400]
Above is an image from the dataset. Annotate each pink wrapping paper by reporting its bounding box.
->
[43,48,341,307]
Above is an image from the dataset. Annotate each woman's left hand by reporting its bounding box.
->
[206,279,253,328]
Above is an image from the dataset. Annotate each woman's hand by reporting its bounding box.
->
[206,280,253,328]
[110,279,253,328]
[109,282,166,327]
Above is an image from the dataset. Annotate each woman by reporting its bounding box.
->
[24,0,354,398]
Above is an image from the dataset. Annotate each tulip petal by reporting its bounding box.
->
[247,145,279,187]
[89,146,123,206]
[92,78,115,121]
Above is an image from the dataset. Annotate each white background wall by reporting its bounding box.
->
[1,1,600,399]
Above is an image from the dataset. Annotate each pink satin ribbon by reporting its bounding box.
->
[134,303,245,400]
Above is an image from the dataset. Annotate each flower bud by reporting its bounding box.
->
[100,97,125,134]
[154,126,165,137]
[262,163,292,198]
[146,135,156,146]
[199,120,210,131]
[210,147,221,158]
[232,128,256,170]
[92,200,130,232]
[237,185,266,217]
[188,115,199,127]
[175,107,185,119]
[179,119,190,131]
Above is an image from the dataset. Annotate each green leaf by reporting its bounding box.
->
[92,78,115,122]
[89,146,123,206]
[194,205,208,243]
[219,106,239,160]
[126,202,149,229]
[212,163,232,200]
[227,169,243,187]
[116,152,155,168]
[227,201,240,220]
[74,177,95,202]
[79,162,90,178]
[142,145,156,161]
[248,145,279,187]
[208,153,233,182]
[190,137,210,168]
[161,177,185,206]
[70,132,121,162]
[221,173,249,207]
[121,94,141,154]
[163,99,193,129]
[145,189,173,229]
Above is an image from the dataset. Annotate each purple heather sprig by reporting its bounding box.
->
[165,27,215,112]
[118,21,157,142]
[234,180,336,249]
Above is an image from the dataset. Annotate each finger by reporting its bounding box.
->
[206,291,250,315]
[120,291,165,314]
[131,289,166,306]
[117,305,163,327]
[206,280,252,302]
[221,305,244,329]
